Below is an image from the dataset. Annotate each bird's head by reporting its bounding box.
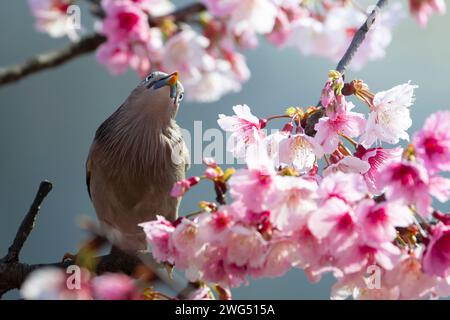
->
[129,71,184,121]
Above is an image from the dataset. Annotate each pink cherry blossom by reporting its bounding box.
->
[355,199,413,246]
[379,160,432,216]
[413,111,450,173]
[169,218,204,269]
[27,0,78,39]
[422,222,450,278]
[218,104,266,158]
[410,0,446,27]
[170,176,200,198]
[354,145,402,194]
[360,82,417,147]
[21,267,92,300]
[317,172,368,204]
[205,167,220,179]
[385,252,438,299]
[97,1,164,77]
[187,286,214,300]
[161,27,249,102]
[160,27,213,79]
[139,216,175,262]
[278,133,323,173]
[429,175,450,203]
[340,241,402,273]
[282,5,399,70]
[266,1,307,46]
[323,156,370,176]
[228,142,276,214]
[266,175,318,232]
[92,273,140,300]
[226,225,267,269]
[308,198,358,253]
[203,0,278,37]
[228,164,274,213]
[331,270,400,300]
[129,0,174,16]
[260,239,301,278]
[314,101,366,154]
[96,41,135,75]
[101,0,151,43]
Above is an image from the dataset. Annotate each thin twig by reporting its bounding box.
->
[4,181,52,263]
[335,0,388,73]
[0,34,106,85]
[0,184,195,298]
[0,2,206,86]
[305,0,388,136]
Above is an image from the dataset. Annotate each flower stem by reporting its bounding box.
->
[266,115,292,122]
[339,133,358,148]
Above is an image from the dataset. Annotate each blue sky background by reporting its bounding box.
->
[0,1,449,299]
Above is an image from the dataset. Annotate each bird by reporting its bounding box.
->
[86,71,189,252]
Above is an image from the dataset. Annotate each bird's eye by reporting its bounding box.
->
[146,73,154,82]
[178,92,184,101]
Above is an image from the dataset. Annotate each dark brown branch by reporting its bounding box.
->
[0,34,106,85]
[3,181,53,263]
[148,2,206,26]
[0,181,195,299]
[0,2,206,86]
[0,251,140,298]
[335,0,388,73]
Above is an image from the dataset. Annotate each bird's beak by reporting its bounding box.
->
[152,72,179,99]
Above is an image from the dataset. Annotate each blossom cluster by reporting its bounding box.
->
[27,0,446,102]
[142,70,450,299]
[20,266,217,300]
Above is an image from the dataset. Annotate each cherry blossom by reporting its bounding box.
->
[266,175,318,232]
[314,100,366,154]
[379,160,432,216]
[21,267,92,300]
[413,111,450,173]
[317,172,367,204]
[360,82,417,147]
[100,0,151,43]
[422,222,450,278]
[139,215,175,262]
[409,0,446,27]
[218,104,266,158]
[323,156,370,176]
[92,273,140,300]
[355,199,413,246]
[354,145,402,194]
[170,176,201,198]
[27,0,80,40]
[202,0,278,42]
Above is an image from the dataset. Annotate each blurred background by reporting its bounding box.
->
[0,1,449,299]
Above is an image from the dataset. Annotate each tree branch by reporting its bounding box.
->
[0,181,195,299]
[304,0,388,136]
[3,181,53,263]
[335,0,388,73]
[0,2,206,86]
[0,34,106,85]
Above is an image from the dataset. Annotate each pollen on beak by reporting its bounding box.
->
[167,71,178,86]
[152,71,179,98]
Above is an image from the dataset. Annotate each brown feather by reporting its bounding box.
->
[87,73,188,250]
